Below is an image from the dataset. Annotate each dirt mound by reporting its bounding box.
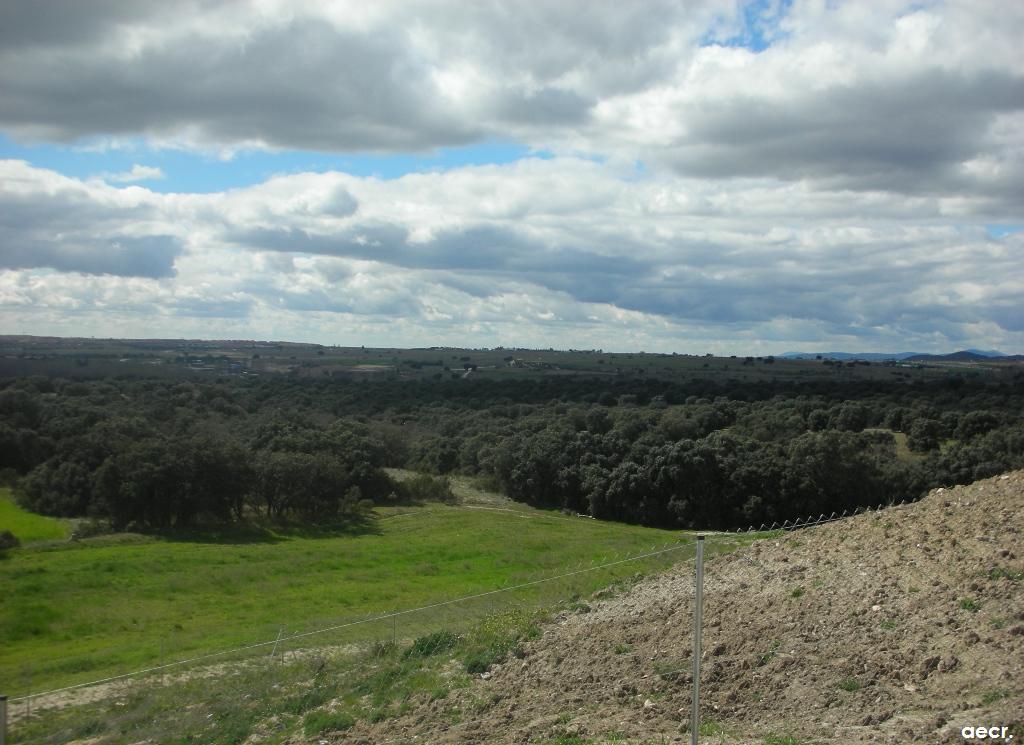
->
[323,471,1024,744]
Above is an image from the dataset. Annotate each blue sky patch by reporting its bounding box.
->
[986,224,1023,238]
[703,0,792,52]
[0,135,542,192]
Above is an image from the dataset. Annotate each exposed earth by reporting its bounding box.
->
[317,472,1024,745]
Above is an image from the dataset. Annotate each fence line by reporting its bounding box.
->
[305,519,862,745]
[8,537,702,705]
[6,494,907,735]
[730,497,907,535]
[280,499,912,745]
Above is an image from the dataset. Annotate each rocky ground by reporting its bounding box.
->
[320,471,1024,745]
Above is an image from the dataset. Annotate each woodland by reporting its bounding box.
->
[2,368,1022,532]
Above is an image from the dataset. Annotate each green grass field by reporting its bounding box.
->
[863,428,920,461]
[0,489,69,543]
[3,476,767,745]
[0,483,729,700]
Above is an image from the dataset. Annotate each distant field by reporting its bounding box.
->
[0,481,724,699]
[0,489,69,543]
[863,428,920,461]
[0,333,984,383]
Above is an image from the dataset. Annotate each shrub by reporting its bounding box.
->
[0,529,20,556]
[464,638,518,674]
[399,474,457,504]
[70,519,110,540]
[988,567,1023,582]
[403,630,459,659]
[370,639,397,658]
[700,720,727,735]
[464,654,491,674]
[981,689,1010,705]
[303,710,355,736]
[838,677,860,692]
[758,640,780,666]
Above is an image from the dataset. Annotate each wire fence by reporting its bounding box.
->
[3,497,908,744]
[730,497,911,533]
[9,539,694,703]
[5,541,705,738]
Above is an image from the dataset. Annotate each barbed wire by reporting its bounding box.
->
[313,524,856,745]
[8,537,700,705]
[7,496,907,715]
[730,498,909,534]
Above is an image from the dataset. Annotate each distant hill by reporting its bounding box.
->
[906,350,1019,362]
[781,351,919,361]
[782,349,1007,361]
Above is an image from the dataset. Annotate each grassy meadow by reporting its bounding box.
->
[0,489,69,543]
[0,479,727,702]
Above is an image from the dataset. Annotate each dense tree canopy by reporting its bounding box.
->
[1,369,1022,531]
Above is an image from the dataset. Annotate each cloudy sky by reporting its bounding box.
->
[1,0,1021,354]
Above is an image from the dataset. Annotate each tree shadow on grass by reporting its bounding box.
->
[154,513,383,545]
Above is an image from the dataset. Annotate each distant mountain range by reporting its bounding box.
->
[780,349,1010,361]
[904,350,1023,362]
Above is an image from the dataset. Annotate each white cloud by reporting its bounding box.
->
[0,160,182,277]
[2,1,1018,197]
[102,164,166,183]
[0,2,1021,353]
[1,156,1022,353]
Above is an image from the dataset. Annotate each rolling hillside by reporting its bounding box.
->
[330,472,1024,745]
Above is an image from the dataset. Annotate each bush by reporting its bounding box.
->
[399,474,457,504]
[463,639,518,674]
[960,598,982,612]
[70,519,110,540]
[464,654,491,675]
[0,529,20,555]
[403,630,459,659]
[303,710,355,736]
[838,677,860,692]
[370,639,398,658]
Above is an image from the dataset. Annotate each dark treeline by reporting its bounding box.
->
[1,371,1022,531]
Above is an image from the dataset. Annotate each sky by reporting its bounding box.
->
[0,0,1022,355]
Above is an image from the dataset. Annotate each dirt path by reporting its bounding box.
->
[322,472,1024,745]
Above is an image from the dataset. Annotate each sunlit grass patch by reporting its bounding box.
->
[1,490,704,698]
[0,489,69,543]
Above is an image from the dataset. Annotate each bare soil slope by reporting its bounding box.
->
[325,471,1024,744]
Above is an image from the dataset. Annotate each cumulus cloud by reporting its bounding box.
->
[102,164,165,183]
[3,156,1021,352]
[1,1,1022,199]
[5,0,692,152]
[0,160,183,277]
[1,2,1022,352]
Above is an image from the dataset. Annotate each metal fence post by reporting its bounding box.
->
[1,694,7,745]
[691,535,705,745]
